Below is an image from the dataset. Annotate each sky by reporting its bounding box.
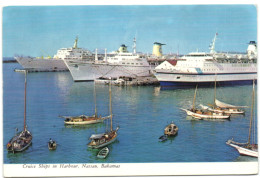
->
[2,5,257,57]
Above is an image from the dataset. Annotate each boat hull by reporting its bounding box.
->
[88,134,117,149]
[15,57,68,72]
[227,143,258,158]
[65,60,153,81]
[182,109,230,119]
[64,118,105,125]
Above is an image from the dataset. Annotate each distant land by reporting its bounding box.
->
[3,57,17,63]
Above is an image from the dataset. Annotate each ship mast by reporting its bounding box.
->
[209,33,218,54]
[24,70,27,131]
[133,37,136,54]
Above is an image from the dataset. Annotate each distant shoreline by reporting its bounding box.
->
[3,60,17,63]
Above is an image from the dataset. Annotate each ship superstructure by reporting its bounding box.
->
[15,37,92,72]
[64,38,153,81]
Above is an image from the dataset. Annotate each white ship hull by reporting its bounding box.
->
[15,57,68,72]
[65,60,153,81]
[155,63,257,87]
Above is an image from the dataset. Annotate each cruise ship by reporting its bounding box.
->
[64,38,153,81]
[154,34,257,88]
[15,37,92,72]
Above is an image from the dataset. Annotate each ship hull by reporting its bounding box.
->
[15,57,68,72]
[65,60,153,81]
[156,72,257,88]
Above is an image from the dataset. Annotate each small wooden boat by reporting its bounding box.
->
[164,122,178,136]
[159,135,168,142]
[6,71,33,153]
[48,139,57,150]
[97,147,109,159]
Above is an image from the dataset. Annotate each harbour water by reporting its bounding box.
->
[3,62,257,163]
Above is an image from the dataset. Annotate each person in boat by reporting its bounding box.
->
[49,138,54,147]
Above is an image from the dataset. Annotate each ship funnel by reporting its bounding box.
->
[247,41,257,56]
[118,44,128,53]
[152,42,165,57]
[73,36,78,49]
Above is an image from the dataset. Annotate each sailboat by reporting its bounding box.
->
[181,84,231,119]
[199,77,245,114]
[88,81,119,149]
[6,70,33,153]
[226,80,258,158]
[60,84,110,125]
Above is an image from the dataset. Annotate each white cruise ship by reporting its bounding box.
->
[64,38,153,81]
[15,37,92,72]
[154,34,257,88]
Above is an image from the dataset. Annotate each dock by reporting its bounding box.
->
[95,76,160,86]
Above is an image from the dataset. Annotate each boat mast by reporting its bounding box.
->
[214,75,217,108]
[248,80,255,145]
[192,84,198,111]
[109,80,113,131]
[24,70,27,131]
[94,83,97,117]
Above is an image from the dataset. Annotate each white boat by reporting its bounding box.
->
[199,104,245,114]
[6,70,33,153]
[88,81,119,149]
[215,99,248,109]
[181,84,230,120]
[226,80,258,158]
[15,37,93,72]
[154,33,257,88]
[181,108,230,119]
[60,84,110,125]
[198,78,245,115]
[64,38,153,81]
[97,147,109,159]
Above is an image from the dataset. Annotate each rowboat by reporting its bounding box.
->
[97,147,109,159]
[164,122,178,136]
[48,139,57,150]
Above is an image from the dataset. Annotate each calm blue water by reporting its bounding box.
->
[3,63,258,163]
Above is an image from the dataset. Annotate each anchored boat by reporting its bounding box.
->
[60,84,110,125]
[226,80,258,157]
[97,147,109,159]
[48,138,57,150]
[182,84,230,120]
[199,78,245,115]
[6,70,33,153]
[88,81,119,149]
